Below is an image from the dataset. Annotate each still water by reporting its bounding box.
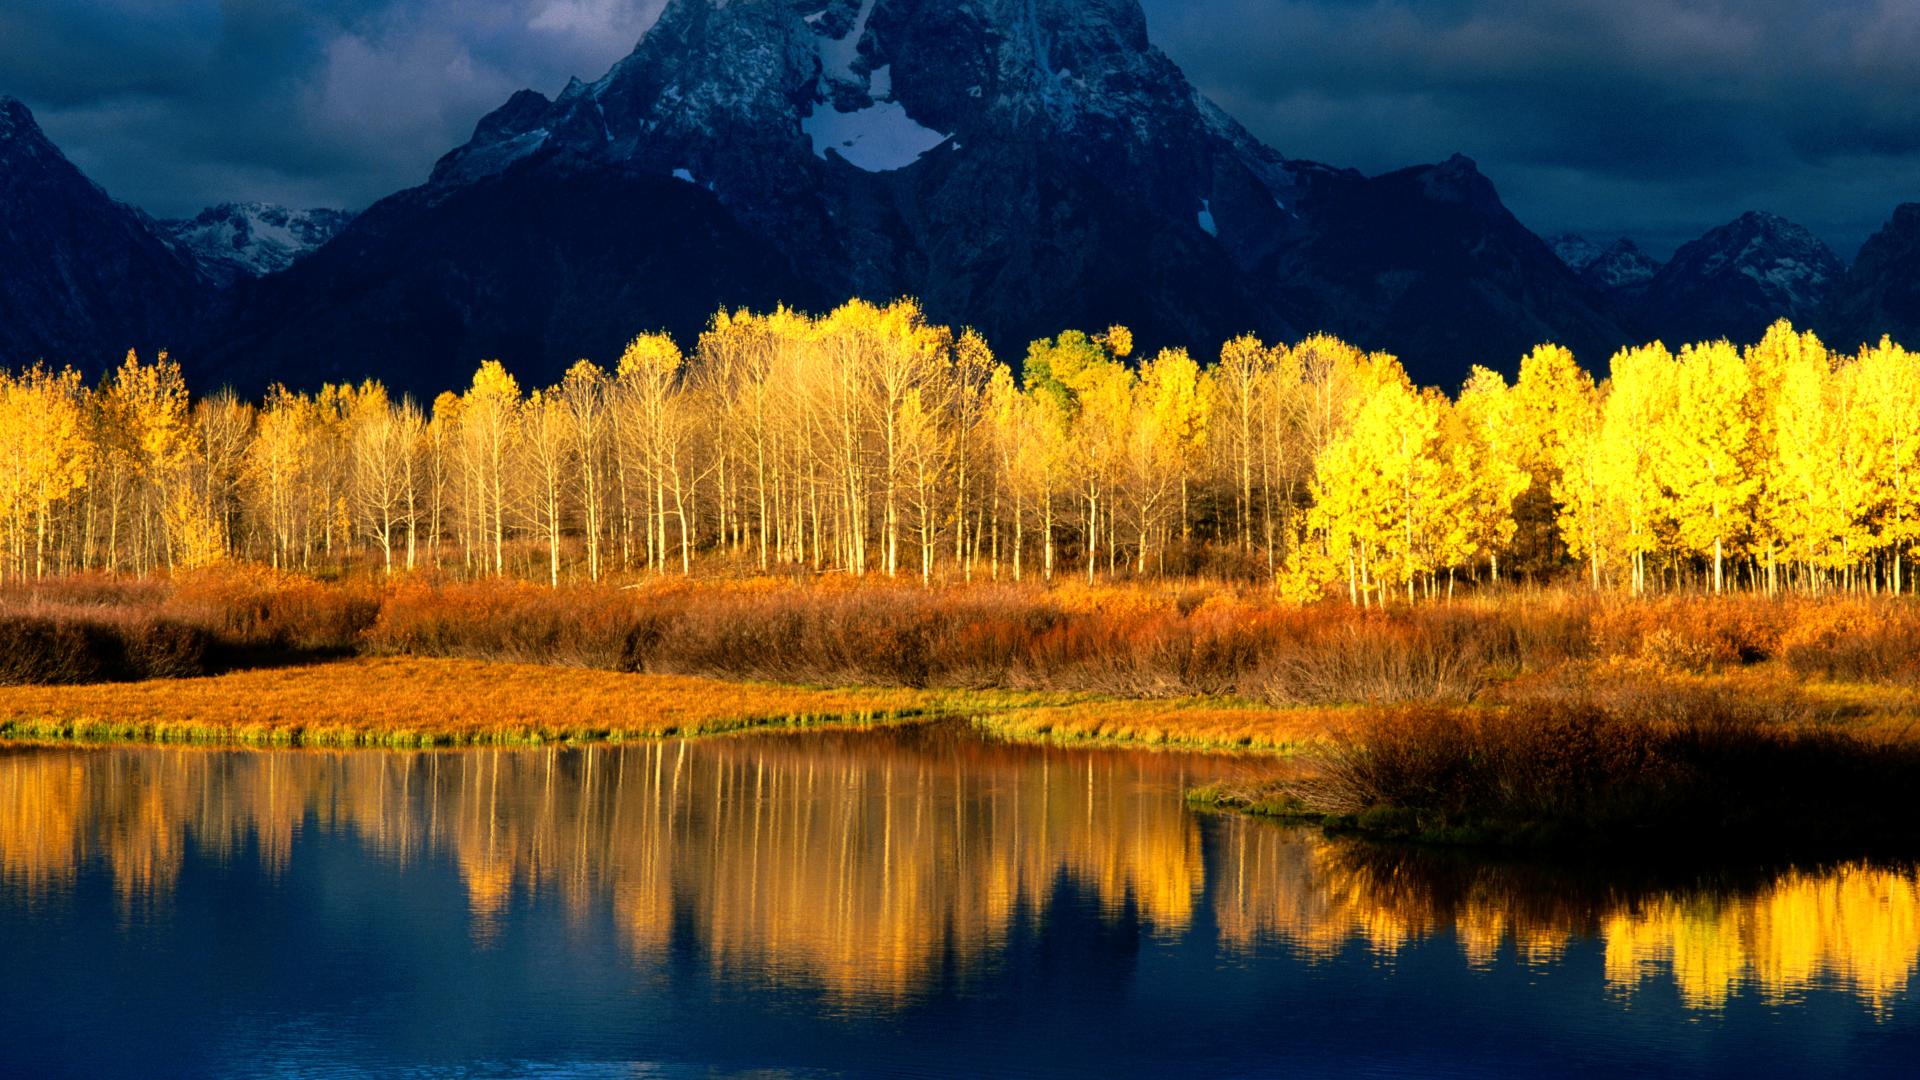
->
[0,726,1916,1078]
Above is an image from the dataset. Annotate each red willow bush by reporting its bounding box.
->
[0,612,212,684]
[0,566,381,684]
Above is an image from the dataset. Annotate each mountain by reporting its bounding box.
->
[1550,234,1660,292]
[197,0,1629,395]
[0,96,206,371]
[1628,211,1843,346]
[1824,204,1920,351]
[1263,155,1629,373]
[162,203,355,286]
[203,160,817,396]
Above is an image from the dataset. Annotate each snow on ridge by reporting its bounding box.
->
[802,101,950,172]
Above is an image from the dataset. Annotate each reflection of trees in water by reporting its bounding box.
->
[1,736,1915,1014]
[0,732,1211,1001]
[1212,817,1920,1016]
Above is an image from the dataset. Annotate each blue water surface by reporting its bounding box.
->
[0,731,1913,1078]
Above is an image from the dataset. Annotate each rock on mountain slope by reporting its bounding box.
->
[162,203,355,286]
[198,0,1630,394]
[1824,204,1920,352]
[0,96,206,371]
[1630,211,1843,346]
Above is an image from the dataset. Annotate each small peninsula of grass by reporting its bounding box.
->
[0,657,947,747]
[0,656,1332,751]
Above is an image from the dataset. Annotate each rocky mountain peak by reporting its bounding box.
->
[1823,203,1920,351]
[0,94,28,133]
[1663,211,1841,313]
[1627,211,1841,344]
[1551,233,1660,292]
[161,203,355,286]
[0,96,207,371]
[1551,233,1603,271]
[0,95,73,175]
[187,0,1640,392]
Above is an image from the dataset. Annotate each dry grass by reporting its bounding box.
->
[8,568,1920,768]
[0,657,940,747]
[974,697,1357,753]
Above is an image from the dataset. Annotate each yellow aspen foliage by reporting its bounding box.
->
[0,365,89,579]
[15,297,1920,599]
[1451,366,1530,582]
[1309,377,1449,605]
[1596,345,1675,594]
[1656,341,1758,593]
[1853,338,1920,592]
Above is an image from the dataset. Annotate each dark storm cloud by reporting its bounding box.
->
[0,0,667,217]
[1137,0,1920,256]
[3,1,1915,253]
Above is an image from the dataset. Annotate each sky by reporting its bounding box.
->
[4,0,1916,258]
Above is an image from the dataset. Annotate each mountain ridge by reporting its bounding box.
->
[2,2,1917,392]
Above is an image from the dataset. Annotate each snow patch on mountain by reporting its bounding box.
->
[819,0,877,83]
[1197,199,1217,238]
[802,101,949,171]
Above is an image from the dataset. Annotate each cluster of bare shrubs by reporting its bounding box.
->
[1289,683,1920,848]
[1585,594,1920,682]
[360,580,1596,700]
[4,569,1920,701]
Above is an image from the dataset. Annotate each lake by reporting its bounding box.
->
[1,726,1915,1078]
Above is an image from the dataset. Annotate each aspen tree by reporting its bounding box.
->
[1658,342,1756,593]
[1451,366,1529,585]
[0,366,89,579]
[1214,334,1272,552]
[347,382,409,574]
[108,351,199,572]
[1549,371,1609,590]
[560,361,610,580]
[519,387,571,587]
[1767,334,1843,589]
[1855,338,1920,592]
[1596,345,1674,594]
[460,361,521,576]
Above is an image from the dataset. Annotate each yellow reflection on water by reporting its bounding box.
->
[1211,815,1920,1016]
[0,736,1915,1016]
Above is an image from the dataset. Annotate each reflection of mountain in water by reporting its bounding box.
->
[0,735,1914,1016]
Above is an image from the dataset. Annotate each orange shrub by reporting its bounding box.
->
[1587,596,1788,671]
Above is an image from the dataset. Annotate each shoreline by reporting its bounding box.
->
[0,656,1327,753]
[7,652,1918,860]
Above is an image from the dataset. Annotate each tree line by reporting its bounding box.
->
[2,301,1915,600]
